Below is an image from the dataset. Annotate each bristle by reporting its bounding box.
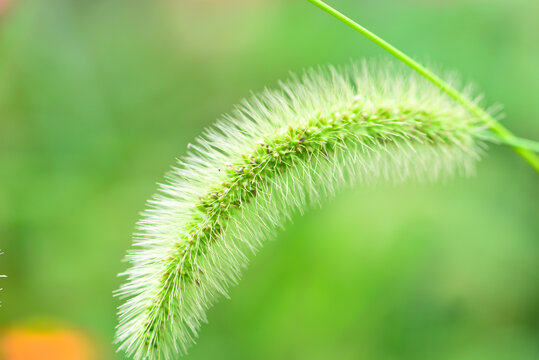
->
[115,62,484,359]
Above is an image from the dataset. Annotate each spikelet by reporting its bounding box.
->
[115,62,485,359]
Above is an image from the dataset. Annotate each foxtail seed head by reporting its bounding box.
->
[115,62,485,359]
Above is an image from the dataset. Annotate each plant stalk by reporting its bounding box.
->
[307,0,539,173]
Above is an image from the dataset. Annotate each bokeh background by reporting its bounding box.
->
[0,0,538,359]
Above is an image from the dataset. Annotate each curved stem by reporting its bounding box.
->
[306,0,539,173]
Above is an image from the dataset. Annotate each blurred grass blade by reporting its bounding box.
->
[477,132,539,153]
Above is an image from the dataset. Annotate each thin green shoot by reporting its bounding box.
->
[306,0,539,172]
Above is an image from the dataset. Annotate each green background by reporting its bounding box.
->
[0,0,538,359]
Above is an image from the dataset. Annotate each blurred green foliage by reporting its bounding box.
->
[0,0,537,359]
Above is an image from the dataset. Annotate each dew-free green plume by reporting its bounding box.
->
[115,63,485,359]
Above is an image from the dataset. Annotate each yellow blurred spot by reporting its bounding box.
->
[0,328,95,360]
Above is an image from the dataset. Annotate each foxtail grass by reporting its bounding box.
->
[116,1,539,358]
[116,63,487,359]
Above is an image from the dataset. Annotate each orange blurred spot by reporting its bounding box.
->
[1,328,95,360]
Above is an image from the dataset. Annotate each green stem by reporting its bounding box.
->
[307,0,539,173]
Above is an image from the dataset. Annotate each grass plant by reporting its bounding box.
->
[115,2,539,359]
